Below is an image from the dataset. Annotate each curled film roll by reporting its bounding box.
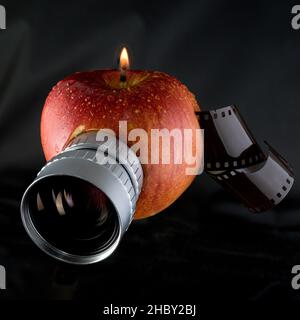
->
[197,105,295,212]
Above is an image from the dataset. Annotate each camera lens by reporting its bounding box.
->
[21,131,143,264]
[29,176,119,256]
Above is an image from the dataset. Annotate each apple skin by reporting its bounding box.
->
[41,70,201,219]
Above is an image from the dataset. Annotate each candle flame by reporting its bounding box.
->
[120,47,129,71]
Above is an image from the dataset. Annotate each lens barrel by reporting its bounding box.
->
[21,131,143,264]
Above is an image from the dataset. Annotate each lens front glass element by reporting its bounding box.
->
[29,176,119,256]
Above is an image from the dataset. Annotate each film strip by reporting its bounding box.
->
[198,105,295,212]
[196,105,266,171]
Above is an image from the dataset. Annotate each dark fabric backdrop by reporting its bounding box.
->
[0,0,300,302]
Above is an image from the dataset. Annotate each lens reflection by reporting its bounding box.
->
[30,176,118,256]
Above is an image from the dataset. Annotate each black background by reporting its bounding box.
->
[0,0,300,305]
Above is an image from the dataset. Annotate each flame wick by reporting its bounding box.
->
[120,69,127,83]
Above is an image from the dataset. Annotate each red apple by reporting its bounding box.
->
[41,70,201,219]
